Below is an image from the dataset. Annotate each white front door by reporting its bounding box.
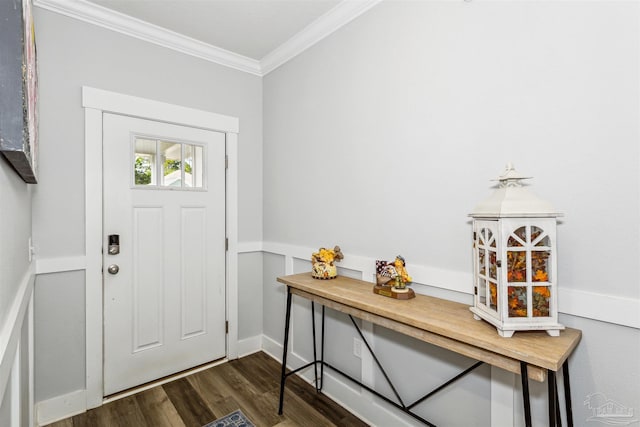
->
[102,113,227,395]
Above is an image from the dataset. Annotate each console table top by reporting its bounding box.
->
[278,273,581,373]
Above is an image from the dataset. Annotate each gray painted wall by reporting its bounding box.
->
[27,2,640,425]
[262,1,639,426]
[0,117,32,427]
[32,8,264,403]
[0,159,32,331]
[263,0,638,299]
[0,50,33,417]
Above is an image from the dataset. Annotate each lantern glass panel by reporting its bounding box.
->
[508,227,527,246]
[507,235,523,247]
[533,286,551,317]
[531,226,550,245]
[489,251,497,280]
[479,278,487,305]
[507,251,527,282]
[508,286,528,317]
[532,250,551,282]
[535,237,550,247]
[489,282,497,311]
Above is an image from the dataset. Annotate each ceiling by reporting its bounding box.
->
[85,0,342,60]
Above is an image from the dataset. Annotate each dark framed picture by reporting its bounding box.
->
[0,0,38,183]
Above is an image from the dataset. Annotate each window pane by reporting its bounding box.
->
[160,141,182,187]
[184,145,193,188]
[194,145,204,188]
[184,144,204,189]
[134,138,156,186]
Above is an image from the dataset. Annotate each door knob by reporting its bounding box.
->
[107,264,120,275]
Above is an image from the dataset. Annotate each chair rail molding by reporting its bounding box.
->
[35,256,86,275]
[35,242,640,330]
[260,241,639,330]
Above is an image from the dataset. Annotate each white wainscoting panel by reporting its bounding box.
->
[258,241,639,330]
[256,242,639,427]
[0,267,35,427]
[35,389,86,426]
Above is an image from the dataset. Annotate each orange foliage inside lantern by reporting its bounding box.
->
[508,286,527,317]
[489,282,497,310]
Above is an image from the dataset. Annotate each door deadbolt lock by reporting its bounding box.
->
[107,264,120,275]
[108,234,120,255]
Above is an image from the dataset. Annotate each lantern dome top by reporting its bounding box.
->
[470,163,562,218]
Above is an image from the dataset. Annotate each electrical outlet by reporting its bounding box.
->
[353,338,362,358]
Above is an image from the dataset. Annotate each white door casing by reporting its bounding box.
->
[83,86,239,408]
[102,114,226,395]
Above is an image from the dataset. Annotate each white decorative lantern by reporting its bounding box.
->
[469,164,564,337]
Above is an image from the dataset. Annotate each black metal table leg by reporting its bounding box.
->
[555,376,563,427]
[311,301,319,392]
[548,369,557,427]
[319,305,325,391]
[278,287,293,415]
[563,361,574,427]
[521,362,532,427]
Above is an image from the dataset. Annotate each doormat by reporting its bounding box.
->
[203,409,255,427]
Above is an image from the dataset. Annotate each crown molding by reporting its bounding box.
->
[34,0,383,77]
[260,0,384,75]
[33,0,262,76]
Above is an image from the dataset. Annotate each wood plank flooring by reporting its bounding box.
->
[45,351,369,427]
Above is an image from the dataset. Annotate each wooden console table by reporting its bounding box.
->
[277,273,581,427]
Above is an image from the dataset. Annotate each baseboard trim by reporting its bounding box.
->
[36,389,87,427]
[236,335,262,358]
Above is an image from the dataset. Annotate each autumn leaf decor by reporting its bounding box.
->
[533,269,549,282]
[532,286,551,317]
[507,286,528,317]
[506,251,551,318]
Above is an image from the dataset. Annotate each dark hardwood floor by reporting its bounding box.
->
[46,351,369,427]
